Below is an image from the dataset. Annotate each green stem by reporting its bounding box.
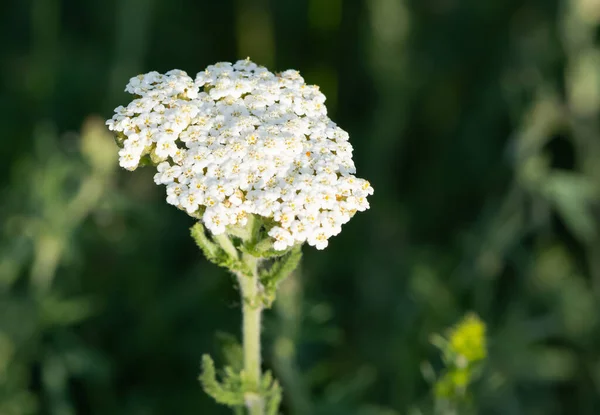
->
[238,254,264,415]
[214,233,239,260]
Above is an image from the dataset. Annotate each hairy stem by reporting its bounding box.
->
[238,254,264,415]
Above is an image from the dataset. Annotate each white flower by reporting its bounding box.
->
[269,226,296,251]
[307,229,329,250]
[203,206,229,234]
[107,59,373,250]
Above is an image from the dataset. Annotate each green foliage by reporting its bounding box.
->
[0,119,115,415]
[541,171,598,241]
[4,0,600,414]
[200,355,246,407]
[200,355,283,414]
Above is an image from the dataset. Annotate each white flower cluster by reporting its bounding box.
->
[107,59,373,250]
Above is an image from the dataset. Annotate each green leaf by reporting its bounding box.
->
[191,222,225,263]
[40,295,96,327]
[542,171,598,242]
[259,245,303,307]
[261,371,283,415]
[216,332,244,372]
[199,355,245,407]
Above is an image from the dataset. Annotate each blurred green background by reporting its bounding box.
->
[2,0,600,414]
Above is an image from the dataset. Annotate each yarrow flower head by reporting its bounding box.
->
[107,59,373,250]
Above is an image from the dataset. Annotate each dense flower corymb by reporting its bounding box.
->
[106,59,373,250]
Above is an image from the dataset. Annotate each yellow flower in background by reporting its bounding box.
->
[447,313,487,364]
[431,313,488,404]
[434,369,471,398]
